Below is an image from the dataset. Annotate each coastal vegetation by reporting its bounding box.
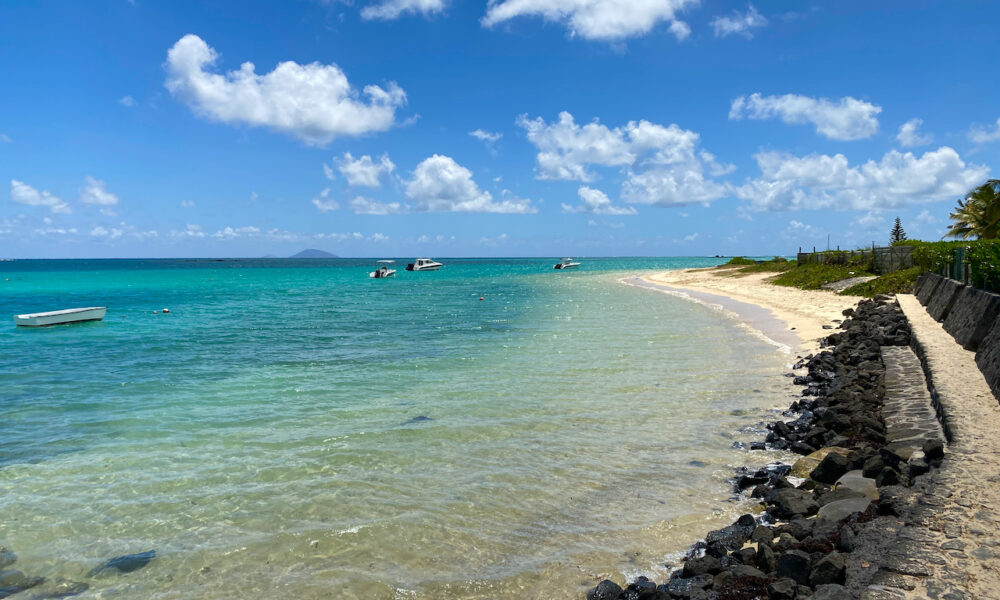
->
[840,266,923,296]
[946,179,1000,240]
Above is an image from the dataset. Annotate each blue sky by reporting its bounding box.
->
[1,0,998,258]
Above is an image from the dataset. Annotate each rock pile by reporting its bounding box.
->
[586,296,945,600]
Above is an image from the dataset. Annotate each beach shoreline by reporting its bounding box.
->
[639,266,859,355]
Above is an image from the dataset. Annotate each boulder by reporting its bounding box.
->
[88,550,156,577]
[766,489,819,520]
[663,574,712,598]
[791,447,852,478]
[587,580,623,600]
[682,555,723,578]
[0,569,43,597]
[811,583,853,600]
[816,497,872,525]
[834,470,879,500]
[943,287,1000,351]
[624,577,658,599]
[766,577,797,600]
[810,452,850,484]
[0,549,14,570]
[756,542,776,574]
[775,550,811,585]
[926,278,966,322]
[810,552,847,585]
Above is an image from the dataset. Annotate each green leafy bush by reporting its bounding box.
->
[839,267,921,297]
[723,256,757,266]
[895,239,1000,291]
[771,263,872,290]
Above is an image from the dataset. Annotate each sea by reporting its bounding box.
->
[0,257,798,599]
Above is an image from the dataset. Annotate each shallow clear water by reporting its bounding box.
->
[0,258,796,599]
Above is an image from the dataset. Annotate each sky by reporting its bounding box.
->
[1,0,998,258]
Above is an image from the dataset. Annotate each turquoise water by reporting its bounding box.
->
[0,258,795,599]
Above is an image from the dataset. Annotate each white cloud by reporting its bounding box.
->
[311,188,339,212]
[164,34,407,146]
[350,196,404,215]
[361,0,447,20]
[683,232,698,241]
[729,93,881,141]
[562,185,636,214]
[0,134,11,143]
[172,224,206,238]
[213,225,261,239]
[851,210,883,230]
[470,129,502,154]
[470,129,502,143]
[785,220,817,238]
[90,222,157,240]
[518,111,729,207]
[371,232,389,242]
[120,95,136,107]
[968,117,1000,144]
[10,179,71,214]
[711,5,767,38]
[322,163,335,181]
[404,154,536,213]
[481,0,697,41]
[737,146,988,211]
[80,176,119,206]
[896,118,932,147]
[180,200,196,207]
[33,226,78,236]
[915,209,936,225]
[336,152,395,187]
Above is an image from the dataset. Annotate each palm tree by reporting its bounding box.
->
[946,179,1000,239]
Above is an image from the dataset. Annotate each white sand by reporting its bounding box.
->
[641,266,860,355]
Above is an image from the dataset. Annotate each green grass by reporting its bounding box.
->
[738,258,795,273]
[839,267,921,297]
[723,256,757,266]
[770,263,873,290]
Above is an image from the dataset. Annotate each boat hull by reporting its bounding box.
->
[14,307,107,327]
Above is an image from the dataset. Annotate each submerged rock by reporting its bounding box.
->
[27,579,89,599]
[0,569,44,598]
[586,579,623,600]
[0,549,14,570]
[88,550,156,577]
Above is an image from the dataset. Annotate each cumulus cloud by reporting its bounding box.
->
[312,188,339,212]
[323,163,336,181]
[362,0,447,20]
[404,154,536,213]
[711,5,767,38]
[481,0,697,41]
[562,185,636,214]
[336,152,395,187]
[172,224,206,238]
[90,222,158,240]
[350,196,404,215]
[80,176,120,206]
[968,117,1000,144]
[736,147,988,211]
[518,111,729,207]
[729,93,881,141]
[180,200,196,207]
[164,34,407,146]
[852,210,884,230]
[120,95,136,107]
[896,118,932,147]
[10,179,71,214]
[213,225,261,239]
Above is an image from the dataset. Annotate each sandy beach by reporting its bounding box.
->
[641,266,860,355]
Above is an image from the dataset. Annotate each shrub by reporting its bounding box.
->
[723,256,757,266]
[840,267,922,297]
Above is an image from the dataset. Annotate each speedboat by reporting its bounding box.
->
[406,258,443,271]
[369,260,397,279]
[553,258,580,270]
[14,306,107,327]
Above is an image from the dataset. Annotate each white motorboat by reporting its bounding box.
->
[369,260,397,279]
[553,258,580,270]
[14,306,107,327]
[406,258,443,271]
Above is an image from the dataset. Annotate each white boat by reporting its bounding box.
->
[14,306,107,327]
[553,258,580,270]
[369,260,397,279]
[406,258,443,271]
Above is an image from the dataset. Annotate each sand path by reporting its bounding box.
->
[641,267,859,354]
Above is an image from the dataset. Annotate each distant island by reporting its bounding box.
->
[288,249,339,259]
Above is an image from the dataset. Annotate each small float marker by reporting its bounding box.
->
[162,308,170,314]
[479,296,484,301]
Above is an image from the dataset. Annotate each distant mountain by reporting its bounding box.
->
[289,249,339,259]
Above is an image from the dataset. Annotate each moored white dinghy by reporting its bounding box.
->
[14,307,107,327]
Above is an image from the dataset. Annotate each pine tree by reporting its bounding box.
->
[890,217,907,244]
